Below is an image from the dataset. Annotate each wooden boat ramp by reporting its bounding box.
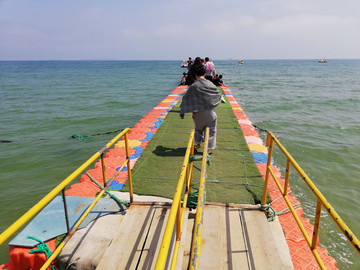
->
[60,197,292,269]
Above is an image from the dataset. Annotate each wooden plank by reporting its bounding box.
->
[136,206,170,269]
[59,213,125,269]
[179,211,195,270]
[200,205,228,269]
[244,210,291,269]
[198,205,250,270]
[268,216,294,269]
[174,208,189,270]
[96,205,159,269]
[228,208,250,269]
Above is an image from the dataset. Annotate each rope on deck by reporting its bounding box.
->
[27,236,56,270]
[85,172,129,206]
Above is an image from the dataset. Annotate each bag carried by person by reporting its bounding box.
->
[206,62,213,71]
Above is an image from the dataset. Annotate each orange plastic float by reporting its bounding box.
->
[2,239,57,270]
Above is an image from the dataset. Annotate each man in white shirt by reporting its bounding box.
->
[204,57,216,81]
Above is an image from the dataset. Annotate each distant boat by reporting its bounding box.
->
[318,58,328,63]
[180,60,188,68]
[237,60,244,65]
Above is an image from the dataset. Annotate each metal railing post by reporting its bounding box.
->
[312,200,322,249]
[61,189,70,234]
[101,153,107,187]
[262,132,274,206]
[189,138,195,194]
[284,159,290,196]
[124,132,133,203]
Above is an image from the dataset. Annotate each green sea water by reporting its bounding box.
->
[0,60,359,268]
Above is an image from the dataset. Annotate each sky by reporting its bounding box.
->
[0,0,360,60]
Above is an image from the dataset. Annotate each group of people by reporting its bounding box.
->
[179,56,225,152]
[180,57,224,86]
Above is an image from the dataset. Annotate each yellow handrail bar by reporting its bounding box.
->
[189,128,210,269]
[0,128,131,246]
[262,131,360,269]
[155,130,195,269]
[125,131,134,203]
[170,134,195,269]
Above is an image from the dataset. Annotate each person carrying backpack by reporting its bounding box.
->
[204,57,216,81]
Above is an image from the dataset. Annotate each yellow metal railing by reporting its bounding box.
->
[0,128,133,269]
[154,129,195,269]
[155,128,210,270]
[189,128,209,270]
[262,131,360,269]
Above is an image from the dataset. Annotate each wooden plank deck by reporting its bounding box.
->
[96,202,293,269]
[96,204,171,269]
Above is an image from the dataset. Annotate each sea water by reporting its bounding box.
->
[0,60,359,268]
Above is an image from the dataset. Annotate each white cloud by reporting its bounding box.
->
[1,1,360,59]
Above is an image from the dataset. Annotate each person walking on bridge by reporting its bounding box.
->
[180,64,222,150]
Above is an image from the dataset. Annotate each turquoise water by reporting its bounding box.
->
[0,60,359,268]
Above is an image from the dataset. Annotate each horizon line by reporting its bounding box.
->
[1,58,360,61]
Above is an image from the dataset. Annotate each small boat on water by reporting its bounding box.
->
[237,60,244,65]
[180,60,188,68]
[318,58,328,63]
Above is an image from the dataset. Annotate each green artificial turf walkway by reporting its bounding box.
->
[123,88,266,205]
